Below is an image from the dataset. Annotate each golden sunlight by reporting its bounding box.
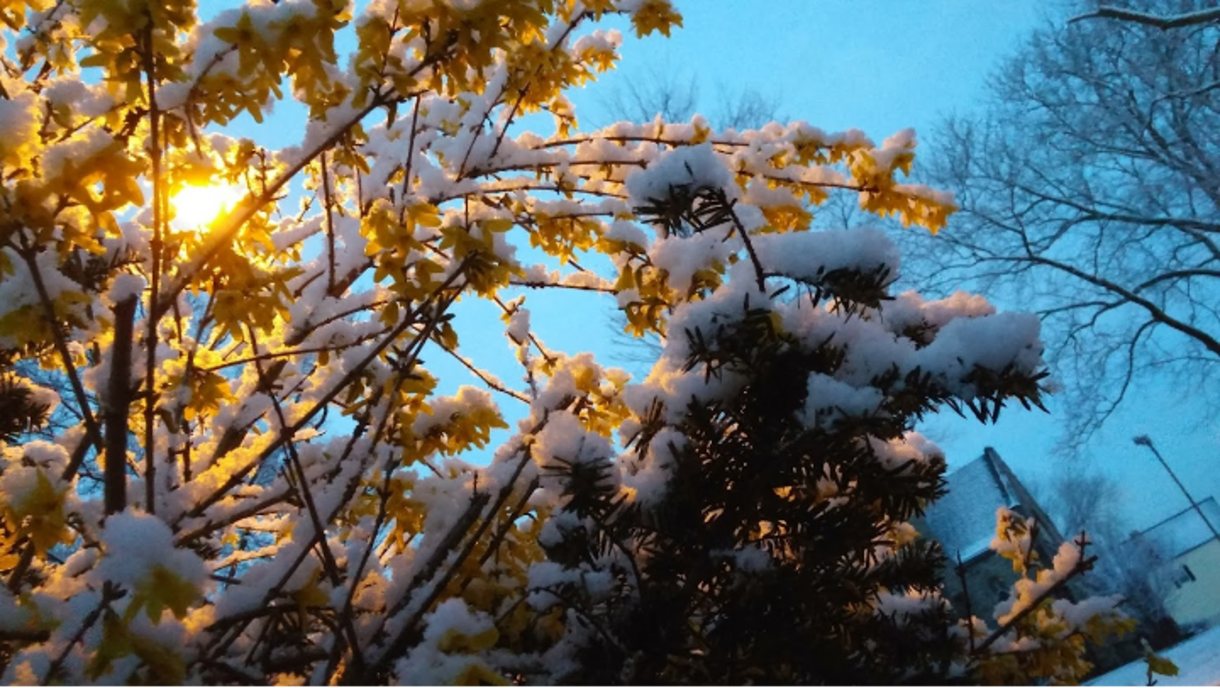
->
[171,182,245,228]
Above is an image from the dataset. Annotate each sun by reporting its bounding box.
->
[171,182,245,229]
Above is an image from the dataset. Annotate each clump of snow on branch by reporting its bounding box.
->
[624,143,733,210]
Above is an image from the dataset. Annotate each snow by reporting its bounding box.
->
[0,248,81,349]
[528,553,621,623]
[533,410,612,468]
[917,312,1043,397]
[23,378,61,417]
[41,127,118,182]
[0,91,38,165]
[0,465,54,519]
[993,539,1084,626]
[989,507,1034,567]
[1052,594,1125,630]
[571,29,622,56]
[0,589,31,633]
[1087,623,1220,686]
[94,512,208,592]
[505,304,531,345]
[647,227,736,294]
[865,431,941,472]
[624,143,733,210]
[560,271,613,289]
[413,386,500,436]
[108,273,147,304]
[621,427,684,504]
[874,589,948,623]
[16,439,69,474]
[0,445,68,517]
[393,599,500,685]
[801,372,884,430]
[43,78,114,118]
[880,290,995,344]
[531,353,614,413]
[712,544,770,572]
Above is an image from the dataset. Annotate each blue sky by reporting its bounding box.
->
[572,1,1043,139]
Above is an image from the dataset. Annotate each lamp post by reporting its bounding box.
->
[1133,434,1220,545]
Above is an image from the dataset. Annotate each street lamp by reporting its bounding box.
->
[1133,434,1220,545]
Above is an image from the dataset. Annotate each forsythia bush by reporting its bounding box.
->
[0,0,1134,683]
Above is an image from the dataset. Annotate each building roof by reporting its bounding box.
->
[922,448,1022,562]
[1132,496,1220,560]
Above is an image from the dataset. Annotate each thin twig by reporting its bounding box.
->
[973,552,1098,655]
[14,244,102,478]
[41,585,120,685]
[321,152,337,294]
[954,550,977,654]
[720,195,768,293]
[179,263,470,523]
[245,323,366,673]
[426,334,530,404]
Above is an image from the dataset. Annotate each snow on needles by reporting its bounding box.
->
[752,227,901,286]
[624,143,733,209]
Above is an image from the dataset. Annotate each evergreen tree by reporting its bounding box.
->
[531,156,1129,684]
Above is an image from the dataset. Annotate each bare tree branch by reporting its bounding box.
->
[1070,5,1220,29]
[907,2,1220,445]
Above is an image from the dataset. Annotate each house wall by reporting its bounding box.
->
[1165,540,1220,630]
